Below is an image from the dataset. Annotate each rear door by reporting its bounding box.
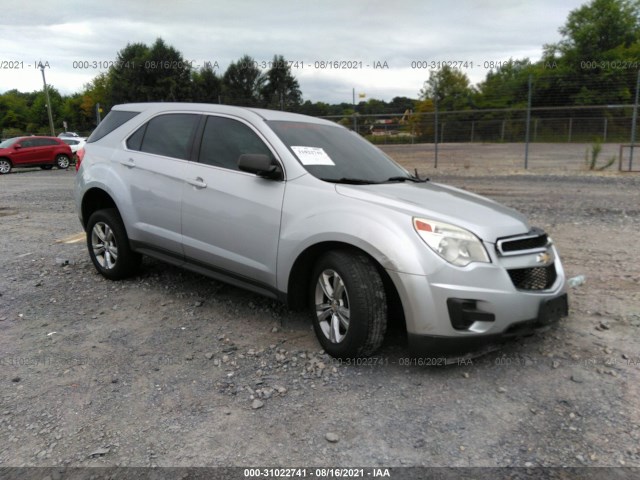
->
[122,113,201,257]
[35,138,60,163]
[181,114,285,288]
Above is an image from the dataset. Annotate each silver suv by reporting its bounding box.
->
[75,103,568,359]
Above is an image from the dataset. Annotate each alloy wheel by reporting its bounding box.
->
[91,221,118,270]
[314,269,351,343]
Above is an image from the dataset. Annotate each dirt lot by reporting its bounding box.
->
[1,143,639,473]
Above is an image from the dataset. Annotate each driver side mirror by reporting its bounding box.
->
[238,154,283,180]
[14,144,22,149]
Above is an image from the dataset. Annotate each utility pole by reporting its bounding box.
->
[352,88,357,133]
[39,62,55,136]
[524,74,533,169]
[434,93,439,168]
[630,69,640,170]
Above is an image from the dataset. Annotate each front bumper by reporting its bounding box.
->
[407,293,568,356]
[386,242,568,355]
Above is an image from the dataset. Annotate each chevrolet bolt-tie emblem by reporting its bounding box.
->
[536,252,551,264]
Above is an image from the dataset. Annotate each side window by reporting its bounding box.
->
[126,124,146,151]
[130,114,199,160]
[21,139,35,148]
[87,110,140,143]
[29,138,56,147]
[199,116,274,171]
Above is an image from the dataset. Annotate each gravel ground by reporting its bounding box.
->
[1,143,640,472]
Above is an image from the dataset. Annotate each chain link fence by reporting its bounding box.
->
[319,106,640,172]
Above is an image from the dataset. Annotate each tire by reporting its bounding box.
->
[55,154,70,169]
[0,159,12,174]
[86,208,141,280]
[40,165,53,170]
[310,250,387,358]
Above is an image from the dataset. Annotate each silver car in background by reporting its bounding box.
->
[75,103,568,359]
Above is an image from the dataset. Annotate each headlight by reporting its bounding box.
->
[413,217,490,267]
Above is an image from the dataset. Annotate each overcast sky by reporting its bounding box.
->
[1,0,586,103]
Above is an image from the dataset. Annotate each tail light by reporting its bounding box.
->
[75,147,85,171]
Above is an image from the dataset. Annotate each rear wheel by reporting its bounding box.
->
[0,159,12,174]
[86,208,141,280]
[311,250,387,358]
[55,154,70,169]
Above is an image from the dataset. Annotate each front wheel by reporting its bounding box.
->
[0,159,12,174]
[86,208,141,280]
[55,154,70,169]
[311,250,387,358]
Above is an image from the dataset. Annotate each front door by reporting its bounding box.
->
[181,115,285,288]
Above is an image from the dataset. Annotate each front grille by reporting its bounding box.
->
[508,264,557,291]
[500,234,548,253]
[496,228,549,256]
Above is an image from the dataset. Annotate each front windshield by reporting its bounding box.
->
[267,121,410,183]
[0,137,19,148]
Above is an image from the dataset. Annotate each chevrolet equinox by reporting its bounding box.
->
[75,103,568,358]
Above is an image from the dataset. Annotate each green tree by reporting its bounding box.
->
[61,93,93,133]
[408,98,435,138]
[144,38,193,101]
[81,72,111,128]
[260,55,302,110]
[108,42,149,104]
[191,64,222,103]
[108,38,192,104]
[298,100,331,116]
[222,55,264,106]
[548,0,640,61]
[388,96,417,114]
[357,98,388,115]
[0,90,30,132]
[327,102,355,117]
[419,66,474,111]
[28,87,63,134]
[475,59,537,108]
[541,0,640,105]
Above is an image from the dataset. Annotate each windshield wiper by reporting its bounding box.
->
[320,177,379,185]
[321,172,429,185]
[385,175,429,183]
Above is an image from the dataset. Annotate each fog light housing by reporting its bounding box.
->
[447,298,495,330]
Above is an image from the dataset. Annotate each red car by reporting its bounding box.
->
[0,136,73,174]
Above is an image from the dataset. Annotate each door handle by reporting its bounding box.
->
[187,177,207,189]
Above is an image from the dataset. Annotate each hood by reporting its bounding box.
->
[336,181,530,243]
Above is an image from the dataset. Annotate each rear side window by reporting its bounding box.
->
[87,110,140,143]
[126,125,146,151]
[198,116,274,170]
[128,114,199,160]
